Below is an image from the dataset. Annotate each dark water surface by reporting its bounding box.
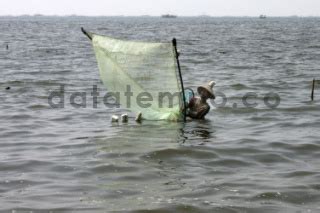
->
[0,16,320,212]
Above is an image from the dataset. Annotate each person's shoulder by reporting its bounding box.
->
[191,97,200,102]
[189,97,198,105]
[189,97,199,105]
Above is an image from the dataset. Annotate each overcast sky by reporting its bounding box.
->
[2,0,320,16]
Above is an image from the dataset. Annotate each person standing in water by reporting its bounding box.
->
[186,81,216,120]
[136,81,216,121]
[112,81,216,122]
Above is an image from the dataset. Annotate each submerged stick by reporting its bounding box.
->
[311,78,315,101]
[81,27,93,40]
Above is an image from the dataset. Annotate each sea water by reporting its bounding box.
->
[0,16,320,212]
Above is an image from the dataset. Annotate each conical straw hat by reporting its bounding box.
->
[197,81,215,99]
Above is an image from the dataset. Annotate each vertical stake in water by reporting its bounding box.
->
[172,38,187,122]
[311,78,315,101]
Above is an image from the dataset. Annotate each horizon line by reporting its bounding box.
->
[1,14,320,18]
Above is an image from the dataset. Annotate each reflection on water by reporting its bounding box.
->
[88,121,217,211]
[183,120,215,143]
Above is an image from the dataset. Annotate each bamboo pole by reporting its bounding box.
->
[311,78,315,101]
[172,38,187,122]
[81,27,93,40]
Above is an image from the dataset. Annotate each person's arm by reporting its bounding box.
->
[197,105,210,119]
[188,105,210,119]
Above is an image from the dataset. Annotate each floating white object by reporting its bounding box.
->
[121,114,128,123]
[111,115,119,122]
[135,112,142,122]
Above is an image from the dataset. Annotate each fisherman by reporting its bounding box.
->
[186,81,215,120]
[136,81,216,121]
[112,81,215,123]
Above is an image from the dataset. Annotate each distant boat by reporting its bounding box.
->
[259,15,267,19]
[33,14,44,17]
[161,14,177,18]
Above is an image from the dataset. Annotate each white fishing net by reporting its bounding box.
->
[91,34,184,121]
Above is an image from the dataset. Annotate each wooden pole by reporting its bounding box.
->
[172,38,187,122]
[81,27,93,40]
[311,78,315,101]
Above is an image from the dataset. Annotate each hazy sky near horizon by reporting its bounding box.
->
[2,0,320,16]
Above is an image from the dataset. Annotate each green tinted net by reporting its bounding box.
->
[91,34,184,121]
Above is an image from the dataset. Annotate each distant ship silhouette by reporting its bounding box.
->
[161,14,177,18]
[259,15,267,19]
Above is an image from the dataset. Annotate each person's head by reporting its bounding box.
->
[197,81,216,100]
